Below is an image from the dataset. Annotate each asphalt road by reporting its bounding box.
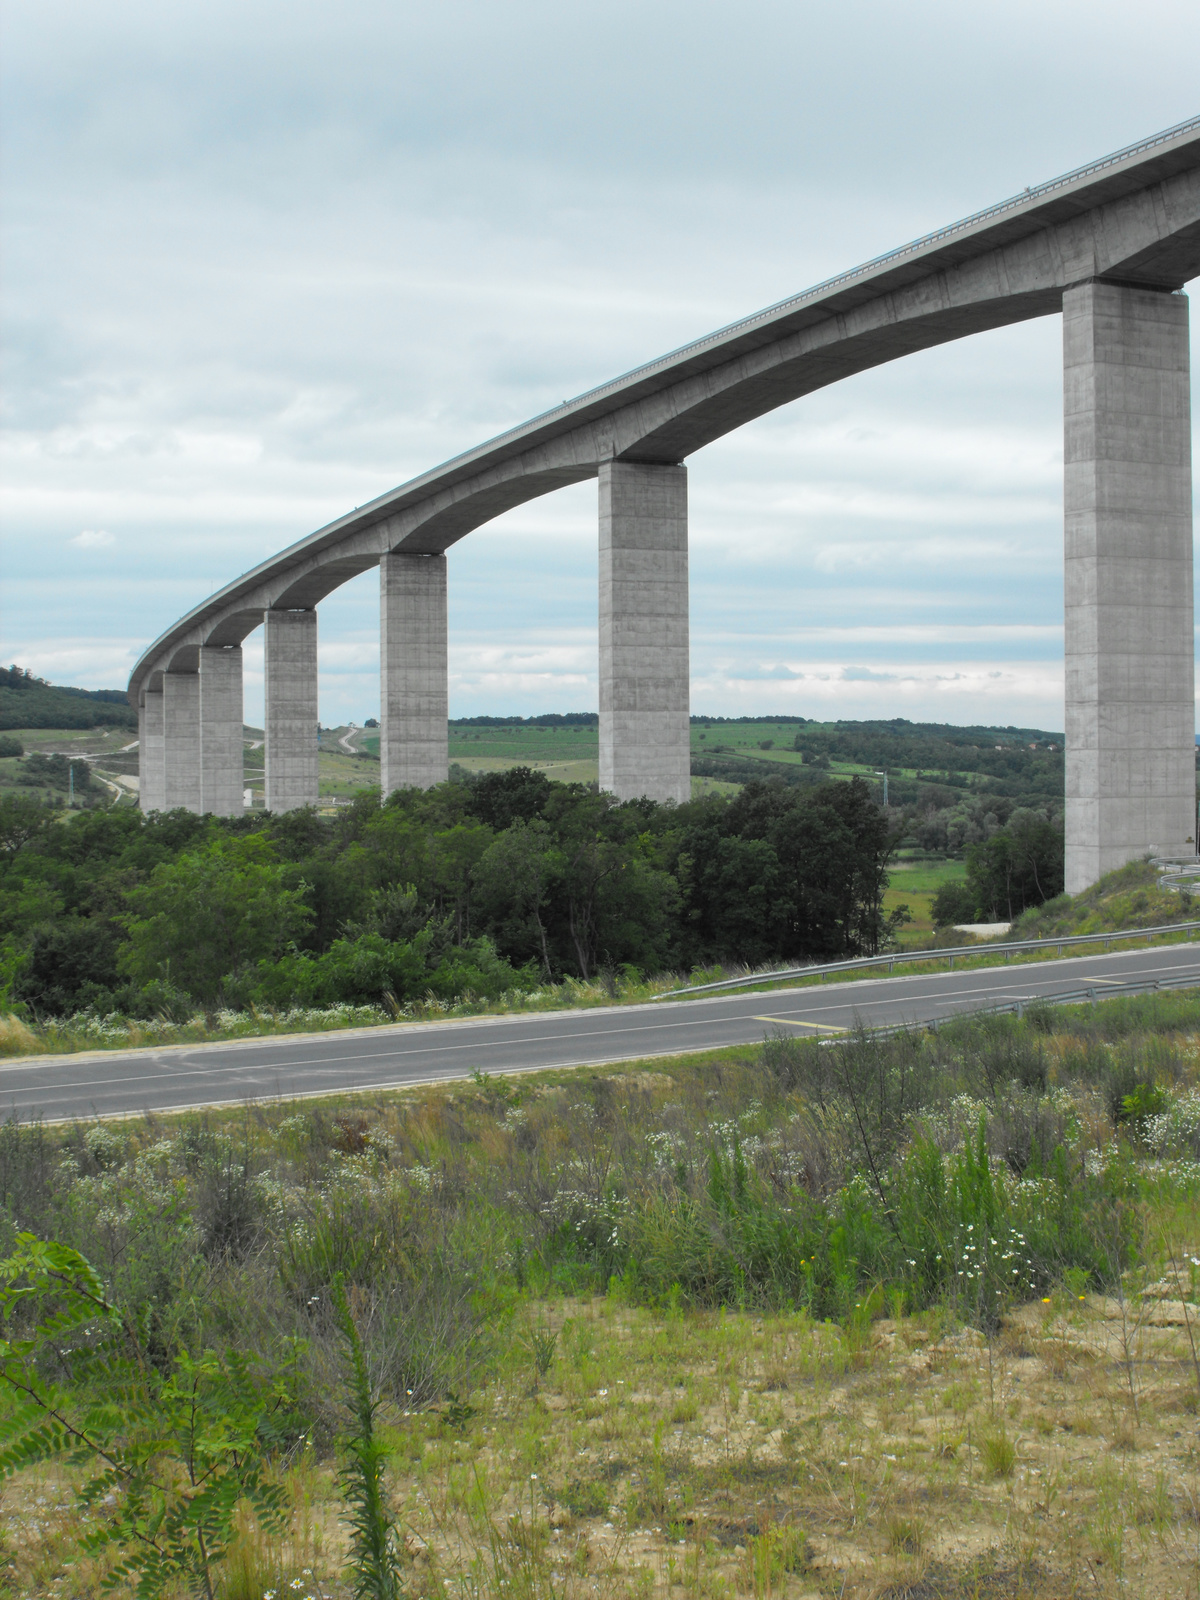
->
[5,942,1200,1123]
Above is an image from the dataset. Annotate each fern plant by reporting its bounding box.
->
[0,1233,295,1598]
[331,1275,405,1600]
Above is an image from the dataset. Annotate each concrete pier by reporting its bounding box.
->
[380,553,448,794]
[1063,281,1195,893]
[599,461,690,803]
[199,646,244,816]
[138,687,166,812]
[162,672,201,811]
[264,610,319,812]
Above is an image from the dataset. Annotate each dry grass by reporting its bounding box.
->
[5,1285,1200,1598]
[5,996,1200,1597]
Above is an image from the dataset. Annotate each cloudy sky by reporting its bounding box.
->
[2,0,1198,730]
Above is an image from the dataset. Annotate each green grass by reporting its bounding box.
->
[883,856,969,943]
[0,728,141,809]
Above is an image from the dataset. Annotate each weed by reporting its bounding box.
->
[885,1513,927,1555]
[979,1428,1016,1479]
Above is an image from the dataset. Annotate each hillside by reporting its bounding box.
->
[1008,857,1196,939]
[433,713,1067,814]
[0,666,136,731]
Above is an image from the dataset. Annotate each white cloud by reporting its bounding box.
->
[2,0,1197,732]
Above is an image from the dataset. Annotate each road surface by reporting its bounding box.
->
[4,942,1198,1123]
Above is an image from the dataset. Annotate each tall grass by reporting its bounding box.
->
[0,995,1196,1441]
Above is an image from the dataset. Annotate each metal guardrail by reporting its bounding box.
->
[856,967,1200,1041]
[1152,855,1200,893]
[656,918,1200,1000]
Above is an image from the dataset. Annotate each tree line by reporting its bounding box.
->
[2,771,907,1018]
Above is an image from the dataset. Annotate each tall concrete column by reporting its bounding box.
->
[599,460,690,803]
[138,687,166,813]
[264,610,319,812]
[380,552,448,794]
[162,671,201,811]
[199,646,244,817]
[1064,281,1195,893]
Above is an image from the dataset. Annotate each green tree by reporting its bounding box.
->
[930,878,977,926]
[119,833,312,1003]
[541,789,677,978]
[966,809,1064,920]
[472,817,559,977]
[0,791,53,859]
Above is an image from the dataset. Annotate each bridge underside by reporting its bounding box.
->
[131,122,1200,894]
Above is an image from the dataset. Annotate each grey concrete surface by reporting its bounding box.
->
[264,610,319,813]
[599,461,690,803]
[1064,282,1195,892]
[162,672,201,811]
[5,943,1198,1123]
[138,687,165,812]
[198,645,245,817]
[380,552,448,794]
[126,119,1200,885]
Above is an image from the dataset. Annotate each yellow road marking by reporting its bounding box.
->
[753,1016,846,1033]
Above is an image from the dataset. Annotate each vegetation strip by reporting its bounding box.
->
[1,992,1199,1596]
[658,919,1200,998]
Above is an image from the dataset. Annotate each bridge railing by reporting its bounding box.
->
[656,917,1200,1000]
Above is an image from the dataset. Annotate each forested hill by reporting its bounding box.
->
[791,718,1062,793]
[687,715,1064,808]
[0,667,137,731]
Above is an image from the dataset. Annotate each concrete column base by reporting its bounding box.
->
[1064,281,1195,894]
[138,688,166,812]
[163,672,201,811]
[380,553,448,795]
[199,646,244,817]
[599,460,690,803]
[265,610,319,812]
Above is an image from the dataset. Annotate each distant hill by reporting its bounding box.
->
[0,666,137,731]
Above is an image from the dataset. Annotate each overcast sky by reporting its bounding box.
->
[2,0,1198,730]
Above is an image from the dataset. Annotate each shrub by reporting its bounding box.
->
[931,879,977,925]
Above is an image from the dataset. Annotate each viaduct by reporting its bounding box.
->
[129,118,1200,895]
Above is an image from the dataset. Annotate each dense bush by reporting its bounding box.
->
[4,772,905,1018]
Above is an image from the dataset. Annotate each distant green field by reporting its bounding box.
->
[347,717,1063,816]
[885,855,969,943]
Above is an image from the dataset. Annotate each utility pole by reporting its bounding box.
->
[68,762,75,808]
[875,769,888,808]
